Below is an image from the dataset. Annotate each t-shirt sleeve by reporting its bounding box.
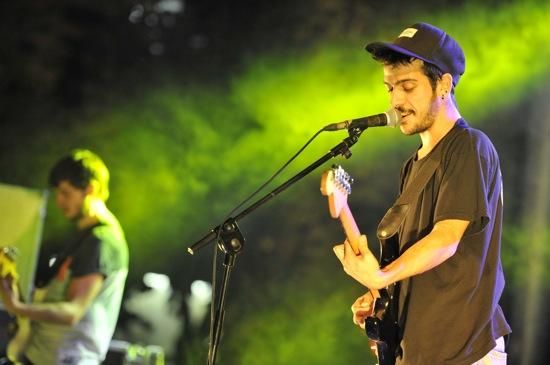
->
[434,132,492,235]
[69,234,103,278]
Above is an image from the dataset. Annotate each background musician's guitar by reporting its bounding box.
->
[0,246,32,364]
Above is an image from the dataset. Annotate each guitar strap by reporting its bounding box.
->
[35,223,102,289]
[377,145,441,239]
[380,118,463,226]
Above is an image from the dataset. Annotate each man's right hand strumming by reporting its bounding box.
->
[351,291,375,330]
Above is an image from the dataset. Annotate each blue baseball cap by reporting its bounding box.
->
[365,22,465,87]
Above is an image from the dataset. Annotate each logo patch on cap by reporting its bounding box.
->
[398,28,418,38]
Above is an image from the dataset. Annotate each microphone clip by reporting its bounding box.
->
[216,218,245,255]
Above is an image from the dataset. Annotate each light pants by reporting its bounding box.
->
[472,337,507,365]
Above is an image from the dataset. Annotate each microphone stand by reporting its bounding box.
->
[189,127,365,365]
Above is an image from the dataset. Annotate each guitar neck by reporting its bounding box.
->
[339,203,380,298]
[339,203,361,255]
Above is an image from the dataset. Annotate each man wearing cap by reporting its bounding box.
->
[333,23,511,364]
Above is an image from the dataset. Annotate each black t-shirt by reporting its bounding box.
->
[394,119,511,365]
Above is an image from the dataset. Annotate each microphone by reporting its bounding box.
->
[323,108,401,131]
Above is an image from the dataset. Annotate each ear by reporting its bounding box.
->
[84,184,93,196]
[438,73,454,98]
[85,180,99,197]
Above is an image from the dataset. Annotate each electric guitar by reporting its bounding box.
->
[0,246,32,363]
[320,165,400,365]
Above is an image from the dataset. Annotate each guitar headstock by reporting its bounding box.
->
[320,165,353,218]
[0,246,19,281]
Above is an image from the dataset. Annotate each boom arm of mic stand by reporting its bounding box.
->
[197,128,364,365]
[187,128,363,255]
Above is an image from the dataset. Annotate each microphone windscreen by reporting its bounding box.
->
[386,108,401,127]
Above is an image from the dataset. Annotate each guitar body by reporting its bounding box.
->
[365,235,401,365]
[6,316,31,363]
[5,288,47,363]
[0,246,38,363]
[321,165,401,365]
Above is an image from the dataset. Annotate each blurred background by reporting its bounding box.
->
[0,0,549,364]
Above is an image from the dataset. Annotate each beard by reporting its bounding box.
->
[60,199,86,222]
[400,92,440,135]
[66,206,85,222]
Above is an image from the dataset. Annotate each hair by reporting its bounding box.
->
[48,149,110,201]
[370,49,453,95]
